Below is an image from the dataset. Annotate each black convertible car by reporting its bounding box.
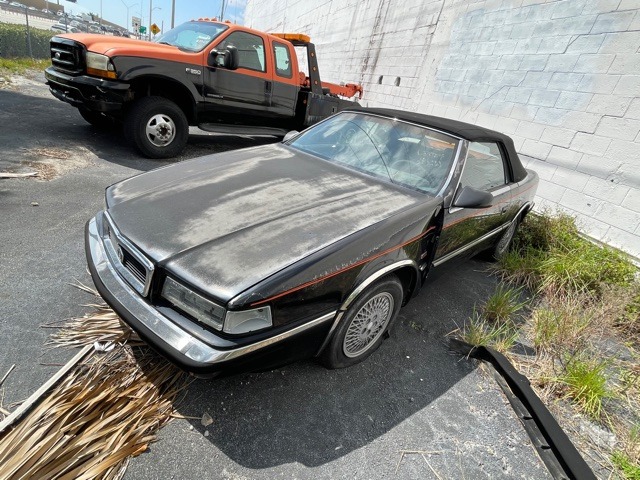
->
[86,108,538,376]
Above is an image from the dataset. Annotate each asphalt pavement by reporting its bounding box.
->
[0,73,550,479]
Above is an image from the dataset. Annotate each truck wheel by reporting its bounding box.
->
[320,275,403,369]
[78,107,117,129]
[124,96,188,158]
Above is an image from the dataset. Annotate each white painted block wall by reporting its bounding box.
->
[245,0,640,259]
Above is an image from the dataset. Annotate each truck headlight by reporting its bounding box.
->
[224,307,272,334]
[161,277,225,331]
[86,52,117,79]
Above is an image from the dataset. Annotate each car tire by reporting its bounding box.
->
[320,275,403,369]
[78,107,118,129]
[489,217,520,260]
[124,96,188,159]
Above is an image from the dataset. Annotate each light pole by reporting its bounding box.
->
[119,0,138,33]
[171,0,175,29]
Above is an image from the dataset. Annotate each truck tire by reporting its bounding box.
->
[78,107,117,129]
[124,96,188,159]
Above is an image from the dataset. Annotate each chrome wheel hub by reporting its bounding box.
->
[343,292,394,358]
[145,114,176,147]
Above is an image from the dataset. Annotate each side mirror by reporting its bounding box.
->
[283,130,299,142]
[208,45,239,70]
[225,45,239,70]
[453,185,493,209]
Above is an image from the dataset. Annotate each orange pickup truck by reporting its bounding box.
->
[45,19,363,158]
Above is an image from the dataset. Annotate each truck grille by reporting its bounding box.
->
[50,38,84,74]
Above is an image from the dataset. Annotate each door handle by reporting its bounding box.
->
[501,206,508,214]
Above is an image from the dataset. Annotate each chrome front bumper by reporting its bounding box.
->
[85,214,336,372]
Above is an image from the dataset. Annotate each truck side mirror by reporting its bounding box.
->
[208,45,239,70]
[453,185,493,209]
[225,45,239,70]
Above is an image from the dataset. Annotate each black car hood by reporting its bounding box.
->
[107,144,431,302]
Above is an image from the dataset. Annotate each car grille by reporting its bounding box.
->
[50,38,84,74]
[102,213,155,297]
[122,249,147,285]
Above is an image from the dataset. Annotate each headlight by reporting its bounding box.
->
[86,52,117,79]
[224,307,272,334]
[161,277,225,331]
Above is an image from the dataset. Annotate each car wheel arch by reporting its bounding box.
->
[315,260,418,357]
[340,260,418,312]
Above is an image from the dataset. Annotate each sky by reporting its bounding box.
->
[48,0,247,33]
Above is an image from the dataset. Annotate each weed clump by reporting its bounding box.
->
[559,355,613,420]
[458,285,525,353]
[500,212,636,296]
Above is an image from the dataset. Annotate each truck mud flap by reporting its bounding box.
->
[450,340,596,480]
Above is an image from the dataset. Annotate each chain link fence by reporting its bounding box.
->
[0,7,55,58]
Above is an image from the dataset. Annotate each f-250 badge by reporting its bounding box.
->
[185,67,201,75]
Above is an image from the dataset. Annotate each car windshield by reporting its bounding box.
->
[287,112,459,195]
[154,21,228,52]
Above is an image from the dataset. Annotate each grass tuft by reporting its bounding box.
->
[482,284,527,323]
[559,355,613,420]
[612,451,640,480]
[530,294,594,356]
[459,308,518,353]
[458,284,525,353]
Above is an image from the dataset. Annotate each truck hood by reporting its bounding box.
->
[106,144,430,303]
[56,34,198,62]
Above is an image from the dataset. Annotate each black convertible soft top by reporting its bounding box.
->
[346,107,528,182]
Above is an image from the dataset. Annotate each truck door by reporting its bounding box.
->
[269,41,297,118]
[203,30,272,122]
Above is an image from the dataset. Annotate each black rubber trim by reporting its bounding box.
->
[451,340,596,480]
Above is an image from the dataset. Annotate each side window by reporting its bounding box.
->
[273,41,292,78]
[460,142,507,191]
[218,31,265,72]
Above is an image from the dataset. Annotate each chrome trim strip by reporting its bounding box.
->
[340,259,416,311]
[492,185,512,196]
[102,211,154,297]
[432,223,509,267]
[89,216,335,365]
[515,201,533,219]
[436,139,464,198]
[315,312,345,357]
[315,259,416,356]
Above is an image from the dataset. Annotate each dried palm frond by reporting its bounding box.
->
[44,301,143,348]
[0,347,188,480]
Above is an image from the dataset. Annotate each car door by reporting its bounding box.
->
[434,141,517,265]
[203,30,272,121]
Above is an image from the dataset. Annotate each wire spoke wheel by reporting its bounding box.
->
[145,114,176,147]
[343,292,394,358]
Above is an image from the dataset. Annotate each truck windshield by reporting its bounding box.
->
[286,112,459,195]
[154,21,228,52]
